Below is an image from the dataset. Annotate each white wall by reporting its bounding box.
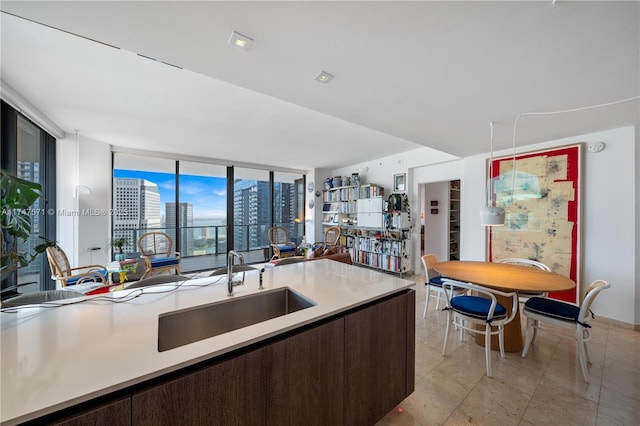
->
[56,134,112,276]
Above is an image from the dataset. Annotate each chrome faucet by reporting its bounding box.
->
[227,250,244,295]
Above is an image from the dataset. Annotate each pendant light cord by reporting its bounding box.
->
[510,95,640,205]
[487,121,495,207]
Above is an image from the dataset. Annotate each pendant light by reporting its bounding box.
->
[479,122,505,226]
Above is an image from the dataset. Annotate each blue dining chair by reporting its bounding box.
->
[522,279,610,383]
[421,254,465,318]
[441,278,518,377]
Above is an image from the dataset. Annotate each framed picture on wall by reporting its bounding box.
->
[487,143,583,303]
[393,173,406,192]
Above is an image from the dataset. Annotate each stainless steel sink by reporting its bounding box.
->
[158,287,315,352]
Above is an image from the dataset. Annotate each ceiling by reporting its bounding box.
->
[1,1,638,171]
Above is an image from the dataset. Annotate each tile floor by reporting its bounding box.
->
[376,273,640,426]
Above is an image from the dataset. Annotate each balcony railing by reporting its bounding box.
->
[112,223,302,272]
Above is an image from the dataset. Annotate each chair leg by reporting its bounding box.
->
[498,325,505,358]
[485,324,492,377]
[582,328,592,364]
[577,326,590,383]
[442,310,452,356]
[521,317,535,358]
[435,291,441,310]
[423,285,431,318]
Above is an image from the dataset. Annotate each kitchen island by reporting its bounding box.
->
[1,260,415,425]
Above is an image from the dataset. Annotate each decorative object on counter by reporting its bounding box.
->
[393,173,406,192]
[479,121,505,226]
[107,258,139,284]
[298,236,312,257]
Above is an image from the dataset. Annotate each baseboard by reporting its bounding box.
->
[592,315,639,331]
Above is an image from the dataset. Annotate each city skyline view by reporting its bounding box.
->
[113,169,227,224]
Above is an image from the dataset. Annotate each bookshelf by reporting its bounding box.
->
[323,185,412,276]
[448,179,460,260]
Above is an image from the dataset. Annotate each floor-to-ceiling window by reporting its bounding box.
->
[1,101,56,295]
[233,167,272,260]
[178,161,227,271]
[112,154,176,258]
[112,152,305,271]
[273,172,305,245]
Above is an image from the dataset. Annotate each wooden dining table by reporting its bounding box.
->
[434,260,576,352]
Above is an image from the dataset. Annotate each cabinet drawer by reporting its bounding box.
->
[357,212,383,228]
[357,197,384,213]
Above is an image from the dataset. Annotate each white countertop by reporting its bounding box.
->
[0,260,414,425]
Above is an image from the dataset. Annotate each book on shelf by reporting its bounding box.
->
[360,184,384,199]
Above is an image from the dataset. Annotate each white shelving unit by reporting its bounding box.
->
[322,185,412,276]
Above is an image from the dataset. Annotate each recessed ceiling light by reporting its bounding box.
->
[314,71,334,84]
[229,31,253,51]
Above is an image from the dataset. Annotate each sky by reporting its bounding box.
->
[114,169,227,221]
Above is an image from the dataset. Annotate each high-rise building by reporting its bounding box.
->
[113,178,161,254]
[165,202,194,256]
[233,180,271,250]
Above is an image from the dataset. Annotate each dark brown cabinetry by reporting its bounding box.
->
[266,318,345,425]
[344,291,415,425]
[31,290,414,426]
[131,347,266,425]
[51,397,131,426]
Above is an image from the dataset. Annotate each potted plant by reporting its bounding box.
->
[1,169,54,295]
[111,237,128,261]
